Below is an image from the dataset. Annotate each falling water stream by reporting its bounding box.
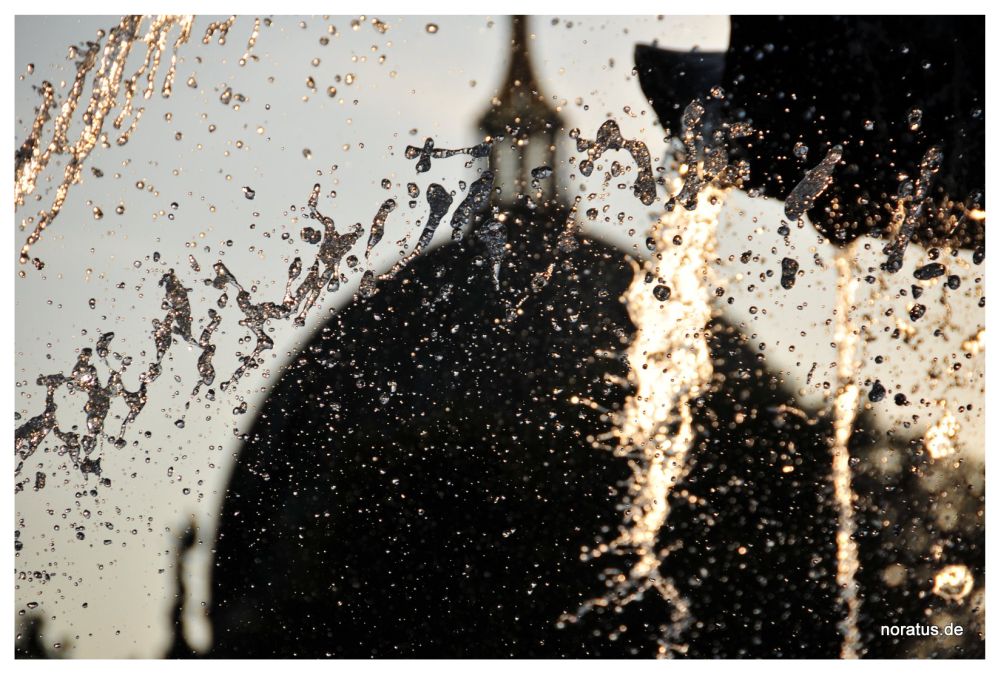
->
[562,183,724,657]
[831,250,863,659]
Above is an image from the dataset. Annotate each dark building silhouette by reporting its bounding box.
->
[14,617,57,659]
[636,16,985,251]
[205,16,984,658]
[481,15,563,207]
[209,15,647,657]
[165,520,200,659]
[723,16,984,249]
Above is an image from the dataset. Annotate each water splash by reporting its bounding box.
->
[238,17,262,66]
[667,97,751,211]
[882,146,944,273]
[449,170,494,241]
[563,183,724,657]
[201,16,236,45]
[478,219,508,289]
[670,100,706,210]
[15,185,370,481]
[574,120,656,206]
[784,144,843,221]
[14,142,490,484]
[364,198,398,259]
[376,183,454,281]
[404,137,492,174]
[14,19,985,646]
[499,114,661,320]
[924,405,959,461]
[14,15,268,266]
[15,16,196,265]
[932,564,974,603]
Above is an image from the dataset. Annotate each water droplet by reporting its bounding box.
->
[784,145,842,220]
[780,257,799,289]
[913,262,945,280]
[868,380,886,403]
[652,284,671,301]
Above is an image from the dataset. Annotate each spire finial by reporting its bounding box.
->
[478,15,565,209]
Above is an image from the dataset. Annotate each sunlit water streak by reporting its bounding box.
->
[561,183,724,657]
[831,250,863,659]
[15,15,202,265]
[13,15,273,267]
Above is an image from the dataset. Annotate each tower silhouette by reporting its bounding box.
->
[207,15,641,656]
[206,16,845,658]
[480,15,563,208]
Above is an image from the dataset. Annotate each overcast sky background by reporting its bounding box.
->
[14,15,982,658]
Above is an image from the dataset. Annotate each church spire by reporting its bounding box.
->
[479,15,564,208]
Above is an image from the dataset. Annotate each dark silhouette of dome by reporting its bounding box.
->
[205,16,984,659]
[205,214,857,657]
[209,15,659,656]
[208,208,643,656]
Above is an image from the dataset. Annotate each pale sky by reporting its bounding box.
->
[13,14,982,658]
